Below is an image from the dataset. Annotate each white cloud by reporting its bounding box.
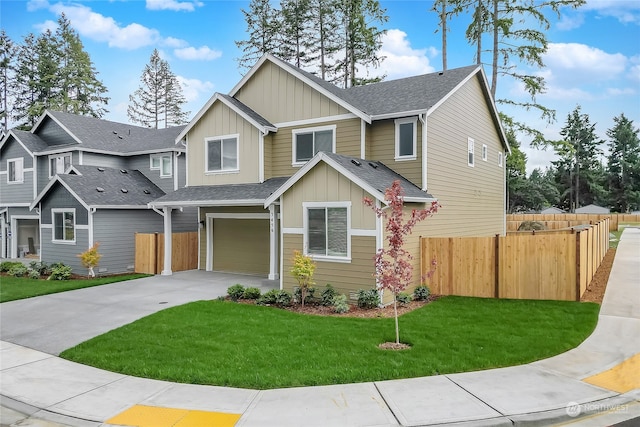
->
[374,29,436,80]
[27,0,49,12]
[543,43,627,86]
[163,37,189,48]
[174,46,222,61]
[582,0,640,24]
[176,76,214,103]
[146,0,204,12]
[34,19,58,33]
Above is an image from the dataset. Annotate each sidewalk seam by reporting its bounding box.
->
[372,382,402,426]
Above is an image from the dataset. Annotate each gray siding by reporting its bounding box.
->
[0,139,35,205]
[82,152,127,169]
[1,139,34,168]
[40,227,87,272]
[36,156,50,193]
[40,184,88,225]
[92,209,164,274]
[127,153,175,193]
[171,207,198,232]
[36,118,78,146]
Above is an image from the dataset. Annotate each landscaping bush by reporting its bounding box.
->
[227,284,245,301]
[321,284,338,306]
[294,286,316,305]
[333,294,350,313]
[242,287,261,300]
[0,261,22,273]
[413,285,431,301]
[48,263,72,280]
[29,261,49,276]
[357,289,380,309]
[8,264,28,277]
[518,220,547,231]
[27,268,41,279]
[257,289,292,307]
[396,292,413,305]
[275,290,292,307]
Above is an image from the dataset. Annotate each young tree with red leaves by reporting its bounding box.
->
[364,180,439,346]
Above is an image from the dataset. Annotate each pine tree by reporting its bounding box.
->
[606,114,640,213]
[307,0,342,80]
[279,0,313,68]
[128,49,189,129]
[235,0,281,72]
[0,30,16,132]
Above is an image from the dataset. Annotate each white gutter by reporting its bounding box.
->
[419,113,428,191]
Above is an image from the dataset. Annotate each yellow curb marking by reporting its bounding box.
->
[583,353,640,393]
[106,404,241,427]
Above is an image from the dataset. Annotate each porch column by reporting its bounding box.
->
[268,204,279,280]
[161,207,173,276]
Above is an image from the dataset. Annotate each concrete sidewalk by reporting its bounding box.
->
[1,229,639,426]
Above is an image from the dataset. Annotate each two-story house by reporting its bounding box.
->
[150,54,510,300]
[0,110,197,274]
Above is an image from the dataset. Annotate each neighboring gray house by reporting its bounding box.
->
[0,110,197,273]
[540,207,566,214]
[575,204,610,214]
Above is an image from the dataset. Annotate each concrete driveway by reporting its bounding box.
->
[0,270,278,355]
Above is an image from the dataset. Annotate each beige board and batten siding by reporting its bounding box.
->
[281,162,378,294]
[369,119,423,188]
[268,118,363,179]
[186,100,261,186]
[423,73,505,236]
[234,59,350,124]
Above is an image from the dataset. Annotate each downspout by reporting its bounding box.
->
[259,131,266,183]
[419,113,428,191]
[174,152,181,191]
[88,207,97,247]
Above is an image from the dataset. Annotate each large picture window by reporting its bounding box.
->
[7,158,23,183]
[49,153,72,177]
[206,135,238,173]
[53,209,75,242]
[293,126,335,165]
[304,202,350,260]
[395,118,417,160]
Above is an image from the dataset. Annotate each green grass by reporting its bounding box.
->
[611,223,639,249]
[61,297,599,389]
[0,274,151,302]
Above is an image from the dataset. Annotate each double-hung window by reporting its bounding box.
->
[467,137,475,167]
[206,134,239,173]
[304,202,350,261]
[293,125,335,165]
[7,158,24,184]
[395,118,417,160]
[52,209,75,243]
[150,154,172,177]
[49,153,72,177]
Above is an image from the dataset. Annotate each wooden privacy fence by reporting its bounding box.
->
[135,232,198,274]
[507,213,640,232]
[420,218,610,301]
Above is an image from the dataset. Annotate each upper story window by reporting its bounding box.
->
[498,152,503,167]
[303,201,350,262]
[49,153,72,178]
[482,144,488,161]
[206,134,239,173]
[395,118,417,160]
[292,125,336,166]
[7,158,24,184]
[150,154,172,178]
[52,209,75,243]
[467,137,475,167]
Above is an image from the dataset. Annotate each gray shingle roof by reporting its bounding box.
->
[322,152,434,200]
[41,111,186,154]
[6,130,49,152]
[218,94,275,129]
[151,176,290,206]
[56,165,165,207]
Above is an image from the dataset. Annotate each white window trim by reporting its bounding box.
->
[302,201,351,263]
[204,134,240,175]
[292,125,337,167]
[394,117,417,161]
[150,155,161,170]
[150,154,173,178]
[51,208,76,244]
[7,158,24,184]
[468,137,475,167]
[48,153,72,178]
[498,152,504,167]
[482,144,488,161]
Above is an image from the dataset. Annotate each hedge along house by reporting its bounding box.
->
[30,165,180,275]
[150,54,510,300]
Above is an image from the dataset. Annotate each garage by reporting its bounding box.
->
[211,218,270,275]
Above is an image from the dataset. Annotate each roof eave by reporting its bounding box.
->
[370,110,429,121]
[151,199,266,208]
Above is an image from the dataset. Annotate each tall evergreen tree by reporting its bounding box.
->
[0,30,16,132]
[235,0,281,72]
[279,0,313,68]
[307,0,342,80]
[606,114,640,212]
[128,49,189,129]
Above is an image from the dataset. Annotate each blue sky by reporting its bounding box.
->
[2,0,639,173]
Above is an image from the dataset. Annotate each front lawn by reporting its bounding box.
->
[60,296,599,389]
[0,273,150,302]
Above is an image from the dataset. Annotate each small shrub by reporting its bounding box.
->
[77,242,102,278]
[216,296,226,302]
[48,263,72,280]
[357,289,380,309]
[28,261,49,276]
[518,220,547,231]
[1,261,22,272]
[27,268,41,279]
[333,294,350,313]
[396,292,412,305]
[321,284,338,306]
[275,290,292,307]
[227,284,246,301]
[290,250,316,307]
[257,289,292,307]
[294,286,316,305]
[413,285,431,301]
[8,264,28,277]
[242,287,261,300]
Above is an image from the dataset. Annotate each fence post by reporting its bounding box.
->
[495,234,500,298]
[575,230,581,302]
